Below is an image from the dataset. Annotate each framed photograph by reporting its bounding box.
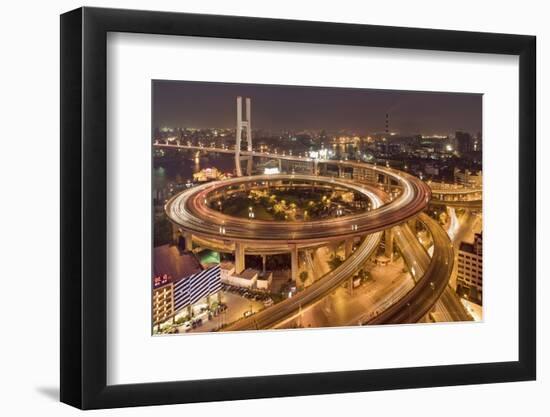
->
[60,6,536,409]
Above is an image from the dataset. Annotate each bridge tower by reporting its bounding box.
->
[235,96,252,176]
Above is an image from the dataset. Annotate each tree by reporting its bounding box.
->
[328,255,344,271]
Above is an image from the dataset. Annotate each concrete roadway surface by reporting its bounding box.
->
[223,231,383,331]
[165,173,430,244]
[394,214,472,323]
[429,198,482,210]
[366,213,458,324]
[273,258,414,329]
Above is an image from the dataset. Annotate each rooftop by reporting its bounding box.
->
[459,242,475,253]
[234,268,259,280]
[220,261,235,270]
[153,245,203,287]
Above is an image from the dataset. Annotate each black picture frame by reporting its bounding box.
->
[60,6,536,410]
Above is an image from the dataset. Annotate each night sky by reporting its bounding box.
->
[152,80,482,135]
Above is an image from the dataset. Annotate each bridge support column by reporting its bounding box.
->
[408,218,417,232]
[235,242,245,274]
[246,156,253,176]
[384,175,390,192]
[344,238,355,296]
[344,238,354,259]
[384,228,394,261]
[183,231,193,252]
[235,96,252,177]
[235,152,242,177]
[262,255,267,273]
[171,223,180,245]
[291,245,299,286]
[338,166,343,178]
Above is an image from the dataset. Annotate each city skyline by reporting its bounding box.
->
[152,80,482,135]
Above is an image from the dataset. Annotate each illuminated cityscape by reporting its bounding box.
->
[152,81,482,334]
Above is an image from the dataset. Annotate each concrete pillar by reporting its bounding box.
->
[171,223,180,245]
[291,245,299,285]
[235,242,245,274]
[384,175,390,192]
[246,97,252,151]
[235,97,252,177]
[246,156,253,176]
[183,231,193,252]
[338,166,343,178]
[262,255,267,273]
[384,228,394,261]
[345,238,354,259]
[235,97,243,177]
[278,159,282,172]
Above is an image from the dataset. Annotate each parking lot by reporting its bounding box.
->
[183,287,270,333]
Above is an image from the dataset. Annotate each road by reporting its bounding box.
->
[223,231,383,330]
[157,143,464,326]
[273,258,414,329]
[395,213,472,323]
[166,173,430,245]
[366,213,457,324]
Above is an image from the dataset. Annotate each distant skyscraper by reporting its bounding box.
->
[473,131,482,152]
[455,131,473,154]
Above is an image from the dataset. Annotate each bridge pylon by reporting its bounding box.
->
[235,96,252,176]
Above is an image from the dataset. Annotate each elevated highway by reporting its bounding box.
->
[429,183,482,210]
[366,213,456,324]
[224,231,383,331]
[157,143,467,327]
[165,174,430,245]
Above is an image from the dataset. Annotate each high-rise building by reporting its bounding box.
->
[454,168,482,187]
[152,245,221,326]
[457,233,483,305]
[473,131,482,152]
[455,131,473,154]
